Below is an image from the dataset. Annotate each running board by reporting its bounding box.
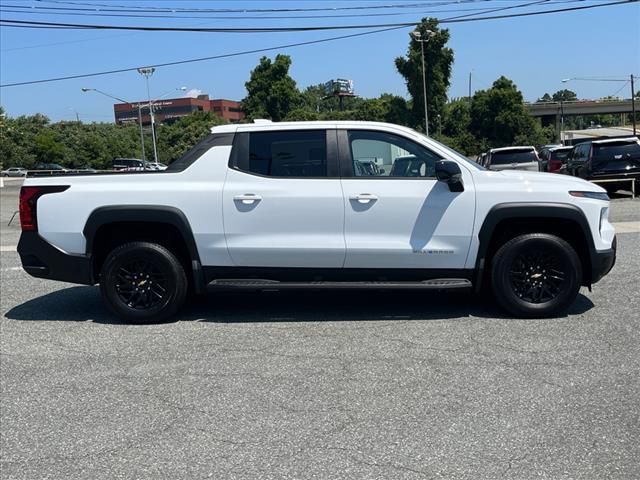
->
[208,278,472,289]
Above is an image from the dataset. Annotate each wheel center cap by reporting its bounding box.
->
[531,273,543,279]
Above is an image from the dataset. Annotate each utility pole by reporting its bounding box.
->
[409,29,435,136]
[631,73,636,136]
[138,67,159,164]
[468,71,472,103]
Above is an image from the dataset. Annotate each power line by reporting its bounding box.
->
[1,0,636,88]
[0,0,589,19]
[3,0,591,20]
[1,0,634,32]
[22,0,472,13]
[0,26,408,88]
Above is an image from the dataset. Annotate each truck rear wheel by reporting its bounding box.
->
[100,242,187,323]
[491,233,582,318]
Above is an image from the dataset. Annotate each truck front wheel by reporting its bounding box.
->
[100,242,188,323]
[491,233,582,318]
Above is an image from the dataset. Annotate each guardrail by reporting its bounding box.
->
[591,178,637,199]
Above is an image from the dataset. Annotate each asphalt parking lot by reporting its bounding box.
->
[1,177,639,479]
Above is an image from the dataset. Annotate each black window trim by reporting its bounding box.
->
[228,129,340,179]
[337,128,442,180]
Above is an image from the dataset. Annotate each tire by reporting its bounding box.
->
[490,234,582,318]
[100,242,188,324]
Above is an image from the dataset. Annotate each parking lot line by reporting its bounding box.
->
[613,221,640,233]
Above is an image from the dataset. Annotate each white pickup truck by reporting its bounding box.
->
[18,121,616,323]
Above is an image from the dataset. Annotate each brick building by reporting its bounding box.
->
[113,94,243,125]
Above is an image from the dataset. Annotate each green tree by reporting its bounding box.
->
[552,89,577,102]
[157,110,227,163]
[395,18,454,132]
[536,93,552,103]
[241,54,301,121]
[34,129,64,164]
[470,76,549,147]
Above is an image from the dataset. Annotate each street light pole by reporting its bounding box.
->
[409,29,435,136]
[81,87,146,161]
[137,67,158,164]
[419,39,428,136]
[630,73,636,136]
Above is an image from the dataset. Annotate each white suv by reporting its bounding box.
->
[18,121,616,323]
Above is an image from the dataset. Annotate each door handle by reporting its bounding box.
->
[233,194,262,204]
[349,193,378,204]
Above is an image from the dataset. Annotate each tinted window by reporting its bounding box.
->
[593,142,640,162]
[490,150,537,164]
[348,130,442,178]
[550,149,571,162]
[247,130,327,177]
[574,143,591,161]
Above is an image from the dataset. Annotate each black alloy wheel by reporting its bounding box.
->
[508,251,567,304]
[100,242,188,323]
[114,259,169,310]
[491,233,582,318]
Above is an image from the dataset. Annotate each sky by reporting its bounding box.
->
[0,0,639,123]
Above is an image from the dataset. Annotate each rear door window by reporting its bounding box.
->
[592,141,640,162]
[243,130,328,177]
[490,150,537,164]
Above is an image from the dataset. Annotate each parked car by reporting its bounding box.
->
[33,163,67,171]
[144,161,169,171]
[484,146,540,172]
[113,158,144,172]
[17,120,616,323]
[572,137,640,193]
[539,145,573,173]
[1,167,27,177]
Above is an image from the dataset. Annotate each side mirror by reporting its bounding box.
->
[435,160,464,192]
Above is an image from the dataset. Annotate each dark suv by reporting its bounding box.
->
[569,138,640,193]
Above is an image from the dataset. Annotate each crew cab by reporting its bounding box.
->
[18,121,616,323]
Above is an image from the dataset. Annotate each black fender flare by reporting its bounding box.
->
[83,205,206,293]
[474,202,596,290]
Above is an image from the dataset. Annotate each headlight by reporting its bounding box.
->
[569,191,610,201]
[600,207,609,235]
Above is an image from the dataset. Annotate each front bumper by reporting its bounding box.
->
[18,231,94,285]
[590,235,616,285]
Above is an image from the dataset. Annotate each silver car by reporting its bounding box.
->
[1,167,27,177]
[485,146,540,172]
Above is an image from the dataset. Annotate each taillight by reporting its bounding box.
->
[19,186,69,231]
[549,159,562,172]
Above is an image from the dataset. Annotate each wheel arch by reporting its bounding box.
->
[83,205,205,293]
[475,203,596,290]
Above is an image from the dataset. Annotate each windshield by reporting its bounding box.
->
[550,149,571,161]
[491,150,537,164]
[593,142,640,162]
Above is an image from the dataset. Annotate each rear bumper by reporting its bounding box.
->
[590,236,616,285]
[18,231,94,285]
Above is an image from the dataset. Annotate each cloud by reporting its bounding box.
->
[184,88,203,98]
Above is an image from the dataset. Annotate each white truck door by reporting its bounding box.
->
[339,128,476,269]
[222,128,346,268]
